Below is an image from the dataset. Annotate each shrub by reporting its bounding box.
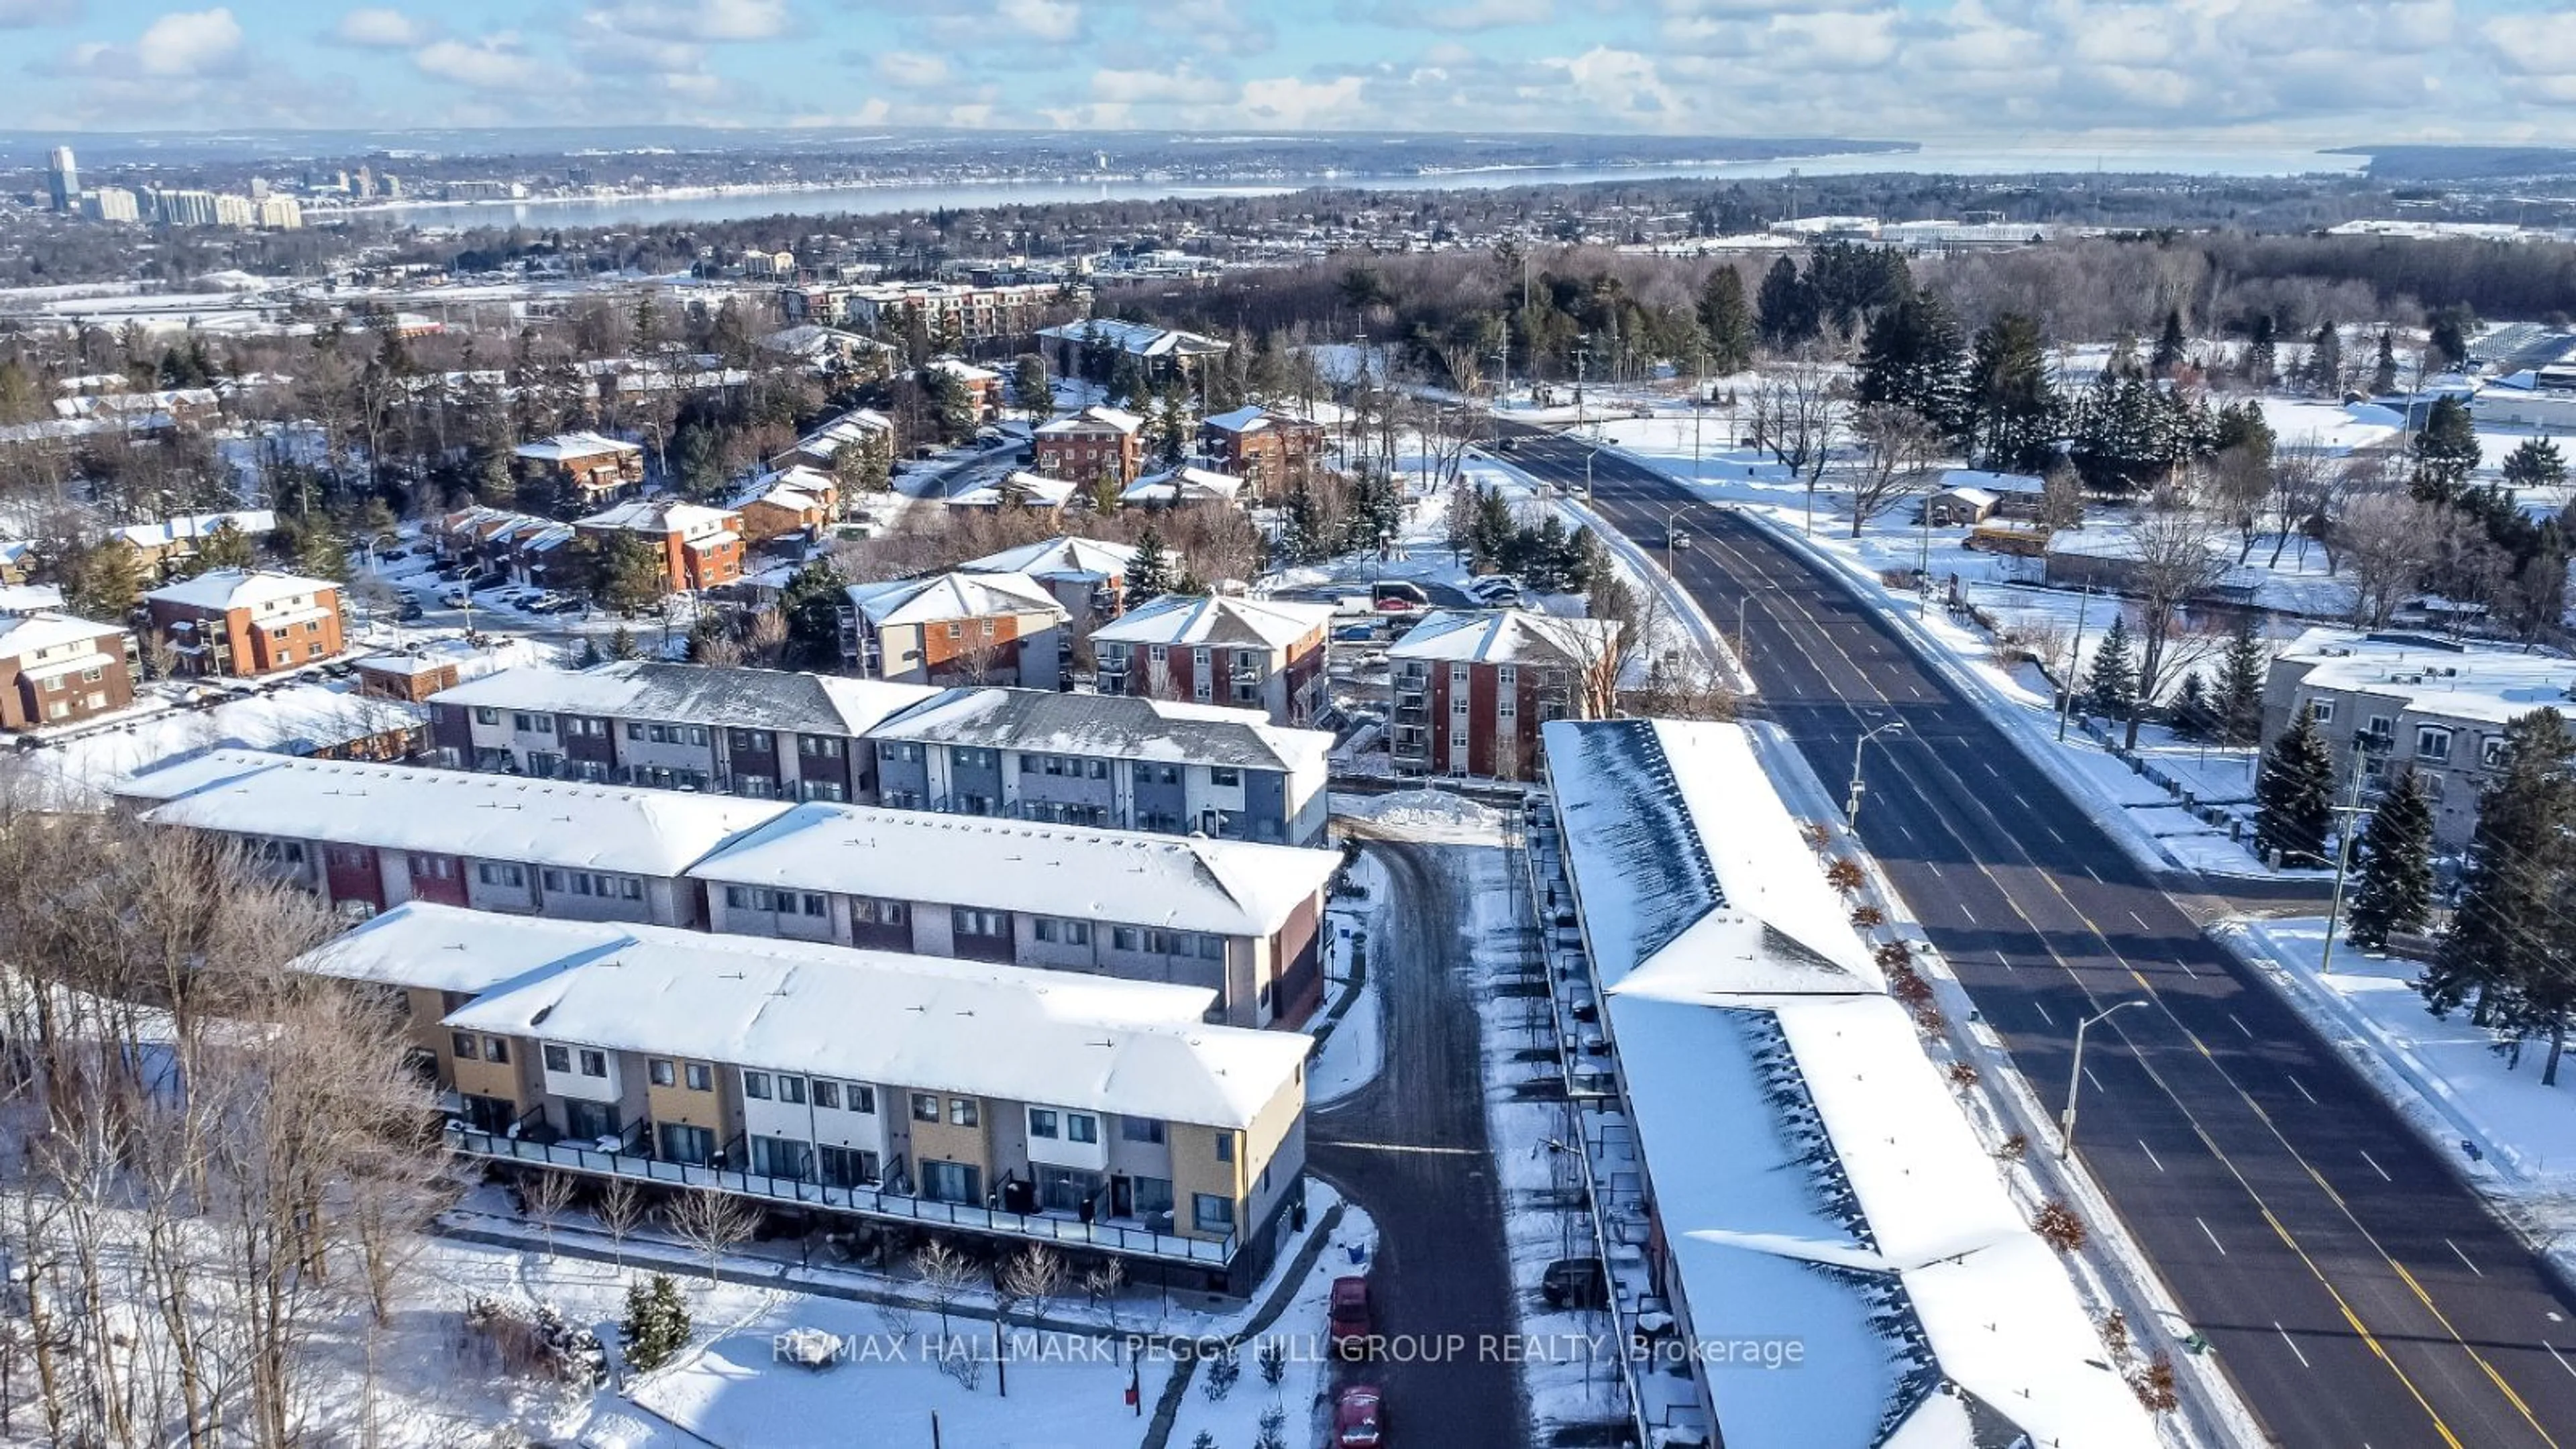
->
[2034,1201,2088,1254]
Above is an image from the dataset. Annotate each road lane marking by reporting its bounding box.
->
[2139,1139,2165,1172]
[2198,1217,2228,1256]
[2129,910,2151,930]
[2229,1012,2254,1038]
[2084,1067,2103,1093]
[2360,1150,2392,1182]
[2031,1001,2054,1026]
[2286,1073,2318,1104]
[1994,951,2015,973]
[2275,1322,2312,1368]
[1955,901,1978,925]
[2547,1342,2576,1382]
[2448,1240,2483,1277]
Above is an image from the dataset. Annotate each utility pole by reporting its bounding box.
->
[1845,719,1907,828]
[1693,341,1705,483]
[2057,584,2092,743]
[1574,334,1589,426]
[2318,743,2374,977]
[2060,1000,2148,1161]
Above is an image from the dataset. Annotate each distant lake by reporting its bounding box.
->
[369,144,2367,230]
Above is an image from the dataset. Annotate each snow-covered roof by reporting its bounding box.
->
[576,499,739,534]
[433,662,938,737]
[873,687,1328,773]
[691,801,1337,936]
[1200,404,1309,435]
[114,509,276,549]
[514,431,639,463]
[1034,405,1143,437]
[1387,608,1617,667]
[949,471,1076,509]
[1609,992,2157,1449]
[356,904,1307,1130]
[2274,627,2576,727]
[1093,594,1332,651]
[757,324,891,360]
[843,571,1068,627]
[0,583,66,614]
[1036,319,1230,360]
[1542,718,1879,994]
[144,569,337,614]
[959,535,1139,582]
[0,611,126,661]
[120,750,789,877]
[1122,466,1244,505]
[923,356,1000,382]
[792,409,894,462]
[1935,468,2043,496]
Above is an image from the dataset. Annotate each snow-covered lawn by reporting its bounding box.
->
[1308,854,1385,1110]
[1331,786,1510,844]
[1161,1204,1380,1449]
[2224,918,2576,1273]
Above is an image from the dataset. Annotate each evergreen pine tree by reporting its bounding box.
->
[2370,329,2400,395]
[608,624,641,660]
[1697,264,1756,375]
[1855,286,1968,435]
[2500,437,2567,492]
[2410,395,2481,504]
[2254,710,2337,867]
[1128,526,1171,605]
[1754,256,1817,351]
[2216,616,2267,747]
[1469,487,1515,572]
[2081,614,2138,721]
[621,1273,692,1374]
[2346,769,2434,952]
[1966,311,2060,475]
[2424,709,2576,1082]
[2245,313,2277,388]
[2169,670,2212,740]
[2150,308,2188,374]
[2302,321,2343,393]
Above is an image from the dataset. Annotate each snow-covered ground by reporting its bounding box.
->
[2222,918,2576,1279]
[1161,1203,1381,1449]
[1307,851,1386,1110]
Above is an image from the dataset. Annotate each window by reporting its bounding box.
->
[950,1097,979,1128]
[1122,1116,1165,1144]
[953,907,1008,938]
[578,1049,607,1078]
[1033,918,1091,946]
[2308,698,2334,724]
[1192,1193,1235,1232]
[819,1144,879,1189]
[1066,1113,1098,1144]
[778,1075,807,1106]
[685,1061,712,1091]
[625,722,644,740]
[812,1079,840,1110]
[743,1070,772,1100]
[2365,714,2394,743]
[2483,735,2508,768]
[800,735,843,758]
[1086,758,1109,780]
[474,706,500,726]
[1498,696,1517,718]
[848,1084,875,1113]
[1131,1176,1174,1216]
[1112,926,1139,952]
[483,1036,509,1064]
[2416,726,2453,762]
[1214,1132,1235,1164]
[912,1091,941,1122]
[853,898,908,926]
[981,617,997,637]
[543,1043,572,1073]
[1029,1108,1059,1139]
[451,1030,478,1060]
[649,1059,676,1087]
[476,862,525,888]
[1210,767,1240,788]
[732,729,766,751]
[1197,934,1227,961]
[802,893,828,917]
[947,622,963,639]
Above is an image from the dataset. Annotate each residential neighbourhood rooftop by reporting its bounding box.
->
[433,661,941,737]
[1034,405,1143,436]
[142,568,338,612]
[959,535,1140,582]
[689,800,1341,936]
[313,902,1310,1132]
[513,431,639,462]
[869,686,1329,773]
[843,570,1067,627]
[1036,319,1229,360]
[575,498,740,533]
[118,750,791,877]
[0,610,125,659]
[1121,466,1245,506]
[1387,608,1618,665]
[112,508,276,549]
[1091,594,1332,651]
[949,471,1077,508]
[2273,627,2576,726]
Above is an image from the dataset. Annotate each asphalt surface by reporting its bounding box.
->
[1310,840,1530,1449]
[1500,430,2576,1449]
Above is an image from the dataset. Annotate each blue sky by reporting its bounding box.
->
[4,0,2572,141]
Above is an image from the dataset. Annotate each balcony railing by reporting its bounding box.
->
[445,1124,1232,1265]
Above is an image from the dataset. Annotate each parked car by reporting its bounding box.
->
[1334,1385,1385,1448]
[439,588,472,608]
[1328,1276,1374,1356]
[1371,580,1431,608]
[395,599,426,622]
[1541,1257,1608,1310]
[468,575,508,593]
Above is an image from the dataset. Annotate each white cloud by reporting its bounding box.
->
[1087,62,1232,104]
[997,0,1082,42]
[583,0,790,42]
[874,50,949,88]
[412,33,549,93]
[1238,74,1366,125]
[329,6,433,48]
[133,7,243,76]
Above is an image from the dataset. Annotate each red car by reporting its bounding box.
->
[1328,1275,1373,1356]
[1336,1384,1386,1447]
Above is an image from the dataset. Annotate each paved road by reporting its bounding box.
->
[1501,430,2576,1449]
[1310,840,1529,1449]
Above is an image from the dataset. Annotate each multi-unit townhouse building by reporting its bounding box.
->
[735,465,839,545]
[427,506,580,587]
[2261,627,2576,851]
[1198,406,1327,499]
[113,509,277,578]
[839,571,1069,686]
[118,751,788,928]
[784,407,896,474]
[427,661,938,800]
[0,611,136,729]
[868,686,1331,846]
[1091,594,1334,727]
[959,535,1140,625]
[1035,319,1230,386]
[419,662,1332,846]
[1120,465,1245,511]
[573,499,746,594]
[514,433,646,508]
[303,901,1308,1291]
[1033,406,1145,486]
[144,569,344,678]
[1388,608,1621,780]
[923,357,1003,421]
[689,802,1336,1027]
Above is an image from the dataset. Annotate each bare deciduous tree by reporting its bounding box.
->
[596,1178,647,1268]
[1747,356,1845,532]
[1843,403,1943,538]
[913,1238,977,1340]
[522,1170,582,1261]
[663,1189,760,1287]
[2338,492,2439,628]
[2116,502,2235,749]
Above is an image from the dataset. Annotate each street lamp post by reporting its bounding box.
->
[1844,719,1909,828]
[2059,1000,2150,1161]
[1663,504,1690,575]
[1693,342,1706,483]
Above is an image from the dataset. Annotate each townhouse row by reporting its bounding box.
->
[117,747,1337,1028]
[307,902,1309,1291]
[423,661,1332,847]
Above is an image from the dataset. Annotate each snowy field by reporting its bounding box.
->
[2225,919,2576,1277]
